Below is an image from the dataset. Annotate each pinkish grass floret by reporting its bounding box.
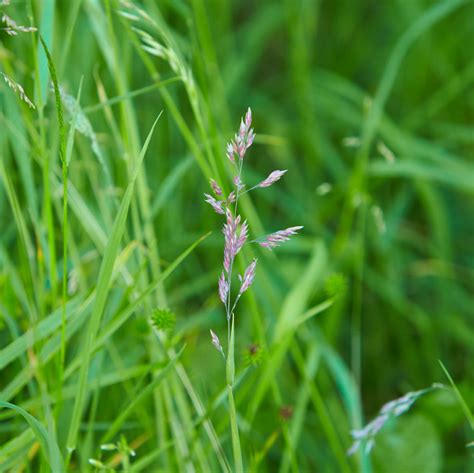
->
[203,107,303,349]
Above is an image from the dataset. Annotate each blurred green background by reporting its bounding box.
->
[1,0,473,471]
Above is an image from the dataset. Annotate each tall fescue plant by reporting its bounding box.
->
[205,108,302,472]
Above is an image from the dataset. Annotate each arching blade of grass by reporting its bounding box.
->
[439,360,474,431]
[66,114,161,456]
[404,60,474,129]
[291,298,334,330]
[0,401,63,472]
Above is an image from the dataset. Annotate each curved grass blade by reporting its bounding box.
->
[0,401,64,472]
[439,360,474,431]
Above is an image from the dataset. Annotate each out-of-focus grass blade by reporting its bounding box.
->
[83,77,180,113]
[369,160,474,194]
[247,241,328,421]
[0,296,86,370]
[359,0,470,155]
[0,365,149,420]
[274,241,328,341]
[66,114,161,454]
[35,0,55,107]
[0,428,35,471]
[0,159,37,314]
[322,336,371,473]
[439,360,474,430]
[2,96,39,223]
[150,156,194,218]
[0,299,92,402]
[65,76,84,166]
[291,299,334,330]
[279,342,320,473]
[0,402,63,472]
[101,346,185,443]
[281,340,353,473]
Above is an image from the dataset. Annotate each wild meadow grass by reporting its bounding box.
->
[1,0,473,471]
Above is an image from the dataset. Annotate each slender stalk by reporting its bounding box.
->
[226,316,243,473]
[227,385,243,473]
[60,163,68,373]
[222,159,245,471]
[225,158,243,340]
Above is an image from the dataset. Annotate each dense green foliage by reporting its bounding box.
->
[1,0,473,471]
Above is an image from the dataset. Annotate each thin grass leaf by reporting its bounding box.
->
[439,360,474,431]
[39,34,65,164]
[0,402,63,472]
[83,77,180,113]
[65,76,84,166]
[66,114,161,454]
[0,296,85,370]
[34,0,54,107]
[369,160,474,194]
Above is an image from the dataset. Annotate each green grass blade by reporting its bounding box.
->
[0,296,85,370]
[35,0,55,108]
[369,160,474,194]
[65,76,84,167]
[65,114,161,455]
[0,401,64,472]
[439,360,474,431]
[0,429,35,470]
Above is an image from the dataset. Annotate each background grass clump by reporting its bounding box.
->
[1,0,473,471]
